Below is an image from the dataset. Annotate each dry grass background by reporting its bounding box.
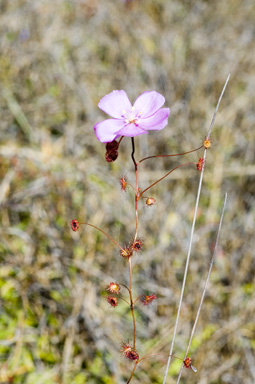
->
[0,0,255,383]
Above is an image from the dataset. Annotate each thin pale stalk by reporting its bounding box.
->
[126,361,138,384]
[176,193,227,383]
[131,138,139,242]
[139,162,194,199]
[80,222,124,252]
[128,257,136,349]
[162,73,230,384]
[137,145,203,165]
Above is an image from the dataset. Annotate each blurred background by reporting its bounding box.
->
[0,1,255,383]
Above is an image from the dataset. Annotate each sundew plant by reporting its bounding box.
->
[71,77,229,383]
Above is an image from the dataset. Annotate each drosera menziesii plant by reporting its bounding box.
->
[70,75,230,383]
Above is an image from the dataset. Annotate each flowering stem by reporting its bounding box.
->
[126,353,183,384]
[131,137,139,242]
[126,361,138,384]
[128,257,136,349]
[79,222,124,252]
[139,162,195,199]
[137,145,203,165]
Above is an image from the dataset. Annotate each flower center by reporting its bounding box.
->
[122,107,142,125]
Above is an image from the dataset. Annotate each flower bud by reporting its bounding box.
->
[146,197,156,206]
[196,158,204,171]
[140,293,157,306]
[106,140,118,151]
[120,246,133,259]
[120,176,128,191]
[203,138,211,149]
[70,219,79,231]
[106,296,118,307]
[184,357,197,373]
[132,238,143,252]
[121,343,139,361]
[106,282,121,294]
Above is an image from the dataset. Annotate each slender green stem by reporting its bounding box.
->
[137,145,203,165]
[80,222,124,252]
[139,162,195,199]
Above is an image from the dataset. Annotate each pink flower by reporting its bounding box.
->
[94,90,170,143]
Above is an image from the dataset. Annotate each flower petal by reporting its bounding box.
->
[98,90,132,119]
[133,91,166,118]
[94,119,125,143]
[138,108,170,131]
[115,123,148,137]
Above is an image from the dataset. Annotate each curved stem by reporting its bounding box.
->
[137,145,203,165]
[126,361,138,384]
[120,283,131,294]
[139,162,195,199]
[117,136,124,147]
[80,222,124,252]
[133,295,143,305]
[119,297,130,306]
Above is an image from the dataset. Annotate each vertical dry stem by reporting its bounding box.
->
[162,73,230,384]
[176,193,227,383]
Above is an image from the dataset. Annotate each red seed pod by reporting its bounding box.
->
[196,157,205,171]
[106,282,121,294]
[70,219,79,232]
[140,293,157,306]
[146,197,156,206]
[105,150,118,162]
[132,238,143,252]
[184,357,197,373]
[106,296,118,307]
[121,343,139,361]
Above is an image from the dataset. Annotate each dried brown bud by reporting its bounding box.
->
[146,197,156,206]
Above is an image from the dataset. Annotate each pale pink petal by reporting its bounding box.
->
[98,90,132,119]
[94,119,125,143]
[116,123,148,137]
[138,108,170,131]
[133,91,165,118]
